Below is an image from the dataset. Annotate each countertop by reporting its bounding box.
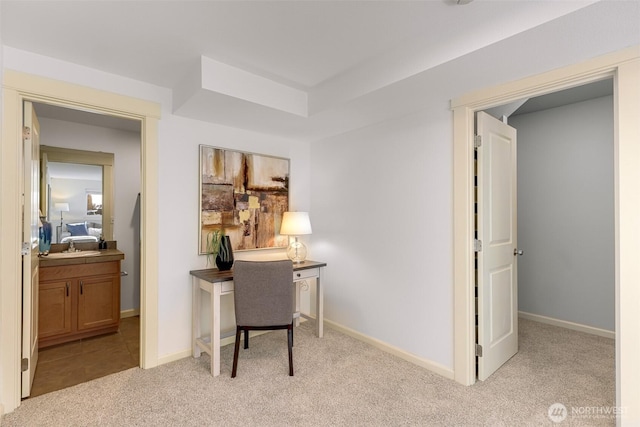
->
[39,249,125,267]
[189,260,326,283]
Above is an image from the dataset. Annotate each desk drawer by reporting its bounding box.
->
[221,281,234,293]
[293,268,319,281]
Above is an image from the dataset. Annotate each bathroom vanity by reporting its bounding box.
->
[38,247,125,348]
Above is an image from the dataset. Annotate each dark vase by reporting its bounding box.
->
[215,236,234,271]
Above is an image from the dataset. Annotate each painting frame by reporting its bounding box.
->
[198,145,290,254]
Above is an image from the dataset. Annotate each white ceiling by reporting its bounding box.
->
[1,0,599,140]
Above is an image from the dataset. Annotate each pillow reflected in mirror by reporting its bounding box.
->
[67,222,89,236]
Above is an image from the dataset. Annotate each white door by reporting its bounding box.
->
[22,101,41,397]
[476,111,518,381]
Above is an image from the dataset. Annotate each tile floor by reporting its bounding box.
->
[30,316,140,397]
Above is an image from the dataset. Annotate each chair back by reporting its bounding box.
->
[233,260,294,327]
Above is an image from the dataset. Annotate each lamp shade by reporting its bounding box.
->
[280,212,312,235]
[54,202,70,212]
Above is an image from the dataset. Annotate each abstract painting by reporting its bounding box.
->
[199,145,289,254]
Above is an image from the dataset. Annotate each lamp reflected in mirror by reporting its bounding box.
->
[54,202,69,243]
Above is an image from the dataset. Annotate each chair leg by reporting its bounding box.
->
[244,329,249,349]
[231,326,242,378]
[287,324,294,376]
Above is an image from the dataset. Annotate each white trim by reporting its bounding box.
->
[519,311,615,340]
[1,70,160,414]
[164,320,455,379]
[157,349,193,366]
[325,319,455,380]
[452,46,640,425]
[121,308,141,319]
[615,56,640,426]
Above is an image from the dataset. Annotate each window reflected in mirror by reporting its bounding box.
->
[86,190,103,216]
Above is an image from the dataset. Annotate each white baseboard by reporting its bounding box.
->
[155,319,455,381]
[324,319,455,380]
[120,308,140,319]
[157,349,193,366]
[519,311,615,339]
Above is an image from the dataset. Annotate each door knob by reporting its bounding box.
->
[514,249,523,256]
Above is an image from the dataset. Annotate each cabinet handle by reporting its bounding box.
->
[80,281,83,295]
[66,282,70,297]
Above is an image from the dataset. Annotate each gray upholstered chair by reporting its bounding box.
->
[231,260,295,377]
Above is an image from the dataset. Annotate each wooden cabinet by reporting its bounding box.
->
[39,260,121,348]
[39,280,72,338]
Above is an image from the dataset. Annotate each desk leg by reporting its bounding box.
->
[192,277,201,358]
[316,275,324,338]
[211,282,221,377]
[294,281,301,327]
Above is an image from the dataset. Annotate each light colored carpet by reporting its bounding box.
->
[3,318,614,426]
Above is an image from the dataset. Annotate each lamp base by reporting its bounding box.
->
[286,239,307,263]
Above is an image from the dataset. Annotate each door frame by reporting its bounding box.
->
[1,70,161,413]
[452,47,640,421]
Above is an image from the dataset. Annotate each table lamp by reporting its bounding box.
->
[280,211,312,263]
[54,202,69,231]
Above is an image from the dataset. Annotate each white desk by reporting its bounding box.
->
[190,260,326,376]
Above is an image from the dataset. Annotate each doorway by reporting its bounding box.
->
[505,81,614,336]
[32,105,142,396]
[474,79,615,380]
[451,47,640,419]
[1,70,160,413]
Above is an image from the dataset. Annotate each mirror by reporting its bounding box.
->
[47,162,103,243]
[41,146,114,243]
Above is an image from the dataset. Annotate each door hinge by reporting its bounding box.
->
[476,344,483,357]
[474,239,482,252]
[21,242,30,256]
[21,358,29,372]
[474,135,482,149]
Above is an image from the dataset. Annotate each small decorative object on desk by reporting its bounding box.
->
[215,235,234,271]
[206,230,234,270]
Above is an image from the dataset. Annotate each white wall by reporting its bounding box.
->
[510,96,614,331]
[310,3,639,371]
[311,110,453,366]
[38,117,142,312]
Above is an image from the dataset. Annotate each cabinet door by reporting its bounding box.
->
[77,275,120,331]
[39,280,72,338]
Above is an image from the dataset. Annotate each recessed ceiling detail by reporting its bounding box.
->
[2,0,614,141]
